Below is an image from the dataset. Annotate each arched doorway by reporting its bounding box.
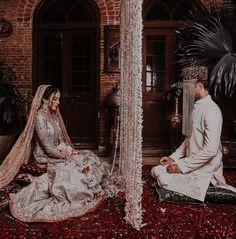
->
[142,0,205,147]
[33,0,100,149]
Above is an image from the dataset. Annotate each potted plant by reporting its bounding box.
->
[0,64,26,162]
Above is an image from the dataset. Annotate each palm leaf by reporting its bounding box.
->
[176,4,236,97]
[209,54,236,96]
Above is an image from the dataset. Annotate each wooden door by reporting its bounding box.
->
[35,29,98,148]
[64,30,97,148]
[142,29,175,146]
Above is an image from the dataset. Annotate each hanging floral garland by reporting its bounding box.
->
[119,0,144,230]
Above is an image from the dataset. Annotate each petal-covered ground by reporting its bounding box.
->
[0,166,235,239]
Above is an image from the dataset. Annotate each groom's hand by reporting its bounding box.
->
[166,164,181,174]
[160,156,173,166]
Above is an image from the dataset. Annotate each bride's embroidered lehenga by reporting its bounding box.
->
[0,85,108,222]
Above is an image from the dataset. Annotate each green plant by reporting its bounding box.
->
[176,4,236,97]
[0,65,25,135]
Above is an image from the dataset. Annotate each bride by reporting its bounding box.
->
[0,85,108,222]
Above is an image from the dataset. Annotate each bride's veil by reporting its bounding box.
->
[0,85,72,188]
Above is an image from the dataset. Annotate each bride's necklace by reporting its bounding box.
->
[41,104,60,136]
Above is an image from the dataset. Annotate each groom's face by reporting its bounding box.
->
[194,82,202,100]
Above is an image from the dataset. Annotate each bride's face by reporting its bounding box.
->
[49,91,60,111]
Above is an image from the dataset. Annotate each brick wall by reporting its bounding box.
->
[0,0,225,148]
[96,0,120,146]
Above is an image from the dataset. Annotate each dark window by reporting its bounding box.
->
[43,37,62,89]
[144,0,200,21]
[41,0,95,23]
[68,3,94,21]
[72,36,91,92]
[43,3,65,23]
[164,1,178,12]
[173,2,193,20]
[145,35,166,92]
[145,2,170,21]
[56,0,78,12]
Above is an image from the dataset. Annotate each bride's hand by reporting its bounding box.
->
[71,150,81,156]
[59,149,71,158]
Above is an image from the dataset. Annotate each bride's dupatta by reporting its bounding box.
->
[0,85,72,189]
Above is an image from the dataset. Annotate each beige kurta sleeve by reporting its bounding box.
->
[177,109,222,174]
[169,139,187,162]
[35,113,70,159]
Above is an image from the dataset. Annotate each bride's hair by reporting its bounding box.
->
[42,86,59,100]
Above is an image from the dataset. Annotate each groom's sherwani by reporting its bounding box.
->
[152,95,236,201]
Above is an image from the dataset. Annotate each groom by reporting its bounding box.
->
[151,66,236,201]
